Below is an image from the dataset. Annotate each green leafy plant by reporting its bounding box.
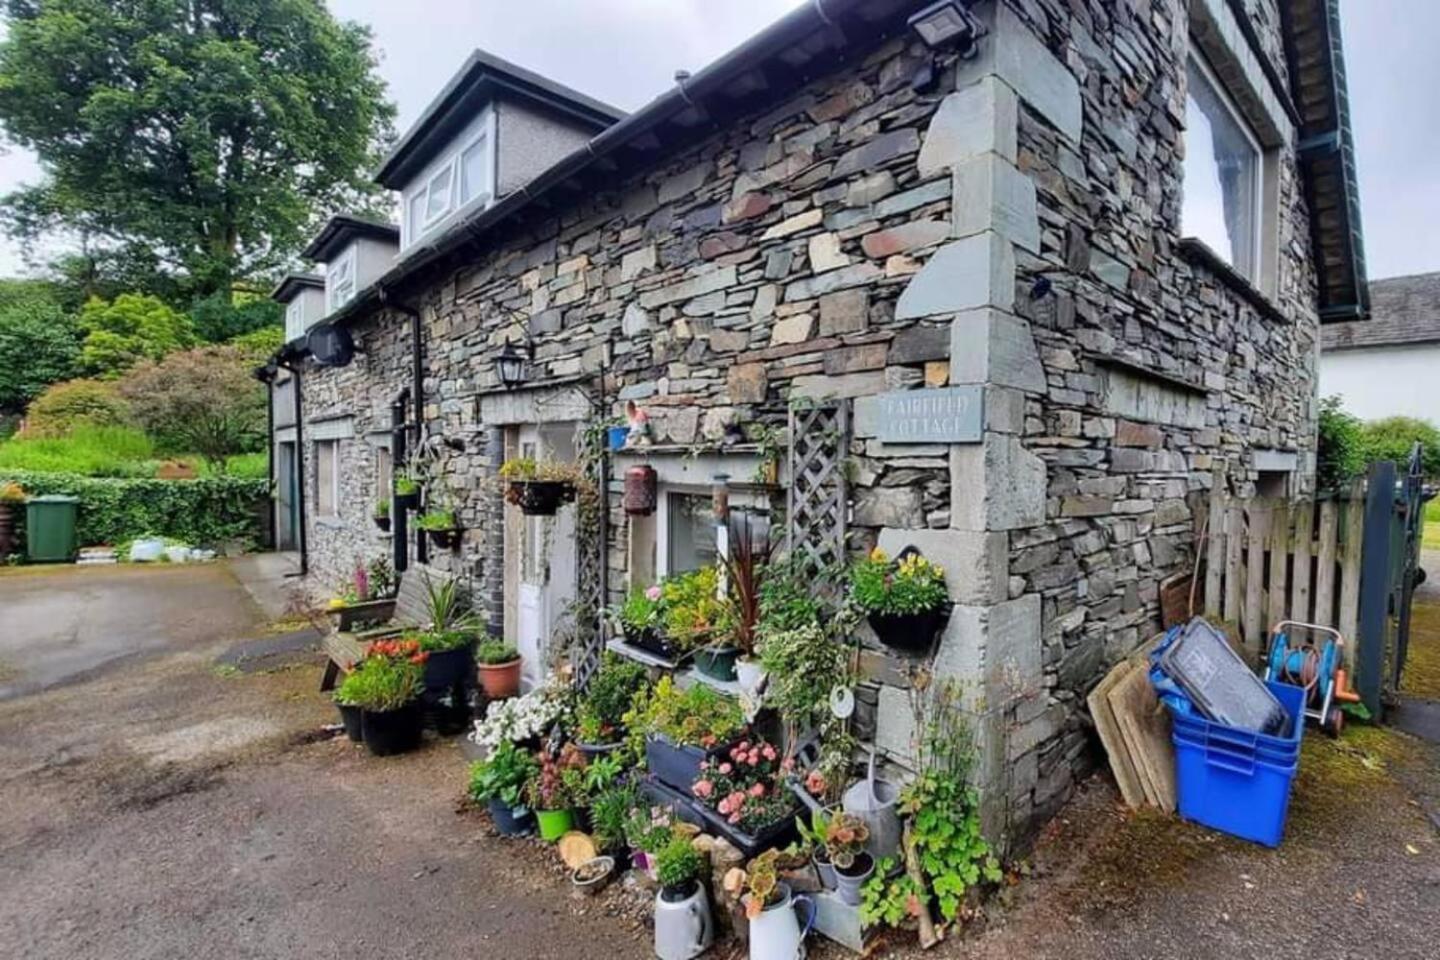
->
[859,856,924,928]
[758,622,852,731]
[1316,395,1366,491]
[335,654,423,713]
[21,379,133,438]
[575,654,648,744]
[1362,415,1440,478]
[421,573,477,632]
[499,457,582,484]
[624,674,745,751]
[395,472,420,496]
[580,753,625,801]
[758,553,824,634]
[589,781,640,852]
[115,344,266,470]
[75,294,196,379]
[476,638,519,665]
[849,547,948,616]
[739,848,782,918]
[624,804,678,856]
[662,566,730,651]
[468,741,540,811]
[612,584,665,635]
[415,508,458,531]
[824,812,870,870]
[524,742,587,811]
[795,807,832,857]
[373,499,390,519]
[654,834,704,892]
[368,557,397,599]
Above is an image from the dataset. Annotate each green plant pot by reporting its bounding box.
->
[694,645,739,682]
[536,808,574,842]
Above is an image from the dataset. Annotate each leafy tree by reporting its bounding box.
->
[227,324,285,357]
[1316,395,1365,492]
[1361,416,1440,478]
[23,379,133,437]
[115,345,267,470]
[0,0,396,297]
[77,294,197,379]
[0,291,80,412]
[191,290,284,343]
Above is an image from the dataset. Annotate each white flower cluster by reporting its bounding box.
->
[468,684,566,750]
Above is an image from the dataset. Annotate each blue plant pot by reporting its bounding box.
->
[608,426,630,451]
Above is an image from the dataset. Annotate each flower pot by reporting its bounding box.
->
[735,657,766,694]
[330,597,396,633]
[607,426,630,451]
[572,855,616,897]
[508,480,574,516]
[487,797,535,837]
[655,881,713,960]
[423,694,472,735]
[395,490,420,511]
[748,882,815,960]
[477,656,522,700]
[423,647,475,694]
[694,645,739,682]
[373,515,391,532]
[832,851,874,906]
[360,703,423,756]
[425,526,461,550]
[645,734,723,795]
[866,606,951,653]
[812,852,837,892]
[336,702,363,742]
[535,808,574,842]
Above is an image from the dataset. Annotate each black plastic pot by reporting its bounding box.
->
[624,627,681,663]
[424,646,475,694]
[425,526,461,550]
[423,695,473,735]
[577,740,625,758]
[508,481,575,516]
[488,797,535,837]
[395,490,420,511]
[373,515,391,532]
[336,702,363,742]
[867,606,951,653]
[361,703,423,756]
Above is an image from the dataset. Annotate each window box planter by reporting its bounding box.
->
[360,703,423,756]
[506,480,575,516]
[625,627,683,664]
[641,774,800,860]
[866,605,951,654]
[329,597,397,633]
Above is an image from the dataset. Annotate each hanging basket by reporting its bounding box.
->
[507,480,576,516]
[866,605,951,653]
[623,466,657,516]
[425,526,462,550]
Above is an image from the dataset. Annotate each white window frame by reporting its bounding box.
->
[401,107,497,249]
[315,439,341,518]
[655,485,769,578]
[1182,49,1264,278]
[284,299,304,342]
[326,248,356,312]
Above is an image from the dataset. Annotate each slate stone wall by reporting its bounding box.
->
[293,0,1321,849]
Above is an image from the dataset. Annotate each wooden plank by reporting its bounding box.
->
[1244,503,1269,651]
[1223,502,1244,627]
[1268,500,1291,629]
[1204,482,1227,617]
[1290,501,1314,625]
[1339,481,1365,669]
[1087,660,1147,809]
[1108,664,1177,813]
[1315,499,1340,628]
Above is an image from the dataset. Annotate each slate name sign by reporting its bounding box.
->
[876,386,984,444]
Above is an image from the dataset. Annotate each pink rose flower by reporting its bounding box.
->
[694,780,714,798]
[781,757,795,773]
[645,585,662,601]
[717,797,732,815]
[718,763,732,775]
[748,783,765,798]
[747,751,761,766]
[762,744,777,761]
[728,812,742,825]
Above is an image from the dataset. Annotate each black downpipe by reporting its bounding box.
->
[263,377,275,550]
[380,288,427,566]
[391,390,409,574]
[283,362,308,577]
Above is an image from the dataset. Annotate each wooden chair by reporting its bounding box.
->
[320,568,454,691]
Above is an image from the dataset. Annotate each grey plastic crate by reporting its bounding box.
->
[1158,618,1290,736]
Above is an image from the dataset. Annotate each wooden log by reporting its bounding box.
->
[903,819,941,950]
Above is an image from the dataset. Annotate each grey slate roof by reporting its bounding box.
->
[1322,273,1440,350]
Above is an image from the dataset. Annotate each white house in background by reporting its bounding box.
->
[1320,273,1440,423]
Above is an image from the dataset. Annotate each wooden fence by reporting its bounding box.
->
[1194,479,1367,668]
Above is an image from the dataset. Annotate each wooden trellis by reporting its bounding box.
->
[786,400,850,589]
[572,424,608,691]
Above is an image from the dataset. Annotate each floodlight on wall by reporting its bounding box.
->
[496,340,529,389]
[907,0,985,57]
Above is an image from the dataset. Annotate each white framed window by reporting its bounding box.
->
[458,130,494,207]
[401,108,496,249]
[655,486,771,577]
[1182,50,1264,280]
[284,299,304,342]
[316,440,340,518]
[326,248,356,312]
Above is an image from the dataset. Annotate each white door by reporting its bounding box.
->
[511,423,578,691]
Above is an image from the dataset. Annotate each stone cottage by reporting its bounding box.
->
[266,0,1367,844]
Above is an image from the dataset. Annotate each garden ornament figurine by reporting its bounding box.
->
[625,400,653,447]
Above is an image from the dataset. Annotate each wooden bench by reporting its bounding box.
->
[320,569,453,691]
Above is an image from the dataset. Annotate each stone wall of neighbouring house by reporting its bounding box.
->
[293,0,1322,849]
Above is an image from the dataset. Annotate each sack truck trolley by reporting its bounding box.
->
[1264,621,1362,736]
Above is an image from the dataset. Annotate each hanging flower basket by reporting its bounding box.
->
[506,480,576,516]
[395,490,420,511]
[373,515,391,532]
[425,526,462,550]
[866,605,951,653]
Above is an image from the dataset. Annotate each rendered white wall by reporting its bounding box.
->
[1319,344,1440,423]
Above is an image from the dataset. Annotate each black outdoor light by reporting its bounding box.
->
[907,0,986,57]
[496,340,529,389]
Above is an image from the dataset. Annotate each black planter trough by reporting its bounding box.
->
[641,775,799,859]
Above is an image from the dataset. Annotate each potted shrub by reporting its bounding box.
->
[372,498,391,532]
[609,584,673,659]
[394,471,421,510]
[630,676,746,794]
[526,743,587,842]
[589,781,640,856]
[468,684,567,751]
[416,508,461,550]
[663,567,734,680]
[652,834,713,960]
[825,812,873,906]
[850,546,950,652]
[414,575,480,703]
[500,457,581,516]
[0,481,24,557]
[795,807,836,890]
[575,654,648,753]
[476,638,522,700]
[346,641,426,756]
[468,740,540,837]
[719,518,773,691]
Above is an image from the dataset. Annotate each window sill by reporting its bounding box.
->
[1177,237,1288,325]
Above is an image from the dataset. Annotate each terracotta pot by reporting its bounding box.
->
[477,657,522,699]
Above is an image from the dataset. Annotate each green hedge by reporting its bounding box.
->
[0,470,268,550]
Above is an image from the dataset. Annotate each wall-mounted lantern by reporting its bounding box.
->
[497,340,529,390]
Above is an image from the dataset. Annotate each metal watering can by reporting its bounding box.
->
[748,883,815,960]
[841,749,901,862]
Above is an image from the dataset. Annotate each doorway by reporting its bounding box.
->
[276,441,299,552]
[504,422,578,691]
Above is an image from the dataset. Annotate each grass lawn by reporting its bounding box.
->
[0,426,265,479]
[1426,499,1440,552]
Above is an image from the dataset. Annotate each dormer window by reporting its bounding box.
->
[327,247,357,312]
[284,299,304,342]
[401,107,496,249]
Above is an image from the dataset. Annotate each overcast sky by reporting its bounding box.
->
[0,0,1433,284]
